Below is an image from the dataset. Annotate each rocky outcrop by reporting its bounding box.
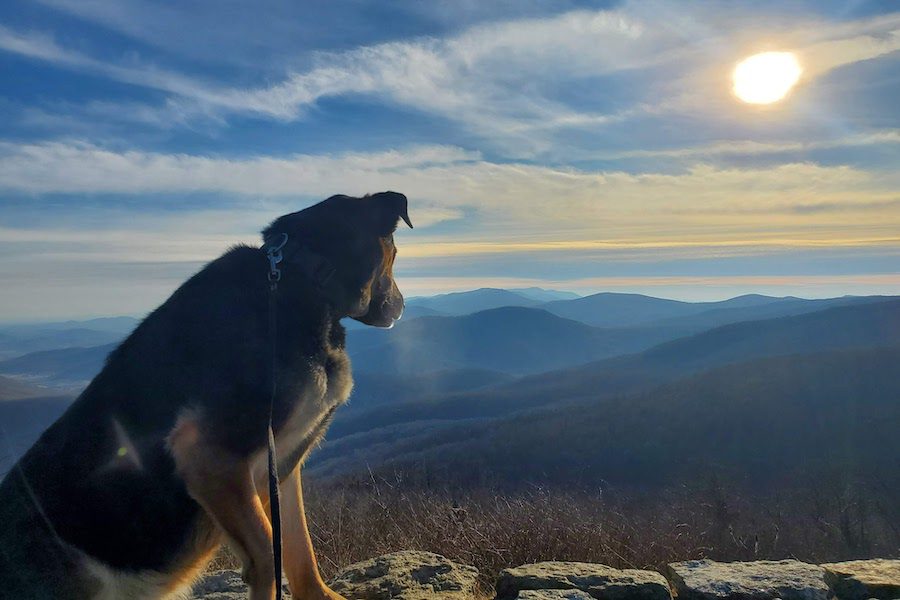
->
[515,590,596,600]
[666,559,829,600]
[496,561,671,600]
[329,551,480,600]
[191,555,899,600]
[821,559,900,600]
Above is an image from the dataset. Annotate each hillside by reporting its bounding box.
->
[347,306,681,375]
[311,345,900,486]
[0,375,50,401]
[347,307,677,374]
[324,299,900,440]
[347,368,514,414]
[0,343,116,389]
[0,317,136,359]
[406,288,541,315]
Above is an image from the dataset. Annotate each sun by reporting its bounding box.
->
[732,52,801,104]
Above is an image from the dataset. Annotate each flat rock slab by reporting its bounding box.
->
[329,550,480,600]
[666,559,829,600]
[821,559,900,600]
[191,569,292,599]
[516,590,597,600]
[496,561,672,600]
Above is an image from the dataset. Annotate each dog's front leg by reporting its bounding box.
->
[281,467,347,600]
[169,422,276,600]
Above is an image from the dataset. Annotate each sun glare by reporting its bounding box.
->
[732,51,801,104]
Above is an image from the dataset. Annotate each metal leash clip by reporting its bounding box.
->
[266,233,289,283]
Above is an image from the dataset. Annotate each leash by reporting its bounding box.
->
[262,232,337,600]
[264,233,288,600]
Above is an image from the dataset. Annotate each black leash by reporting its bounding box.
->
[265,233,288,600]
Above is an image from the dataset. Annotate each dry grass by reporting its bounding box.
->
[208,473,899,594]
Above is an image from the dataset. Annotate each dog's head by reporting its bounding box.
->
[262,192,412,328]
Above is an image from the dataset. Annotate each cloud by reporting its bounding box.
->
[594,130,900,160]
[0,141,479,195]
[0,25,234,107]
[6,4,898,154]
[2,141,899,249]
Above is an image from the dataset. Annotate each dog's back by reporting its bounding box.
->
[0,250,254,598]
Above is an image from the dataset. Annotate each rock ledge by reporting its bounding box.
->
[496,561,671,600]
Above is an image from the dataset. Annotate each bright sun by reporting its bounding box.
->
[732,51,802,104]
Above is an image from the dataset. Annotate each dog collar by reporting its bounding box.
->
[261,233,337,291]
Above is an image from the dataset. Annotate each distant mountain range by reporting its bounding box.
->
[313,345,900,487]
[0,291,898,487]
[311,299,900,480]
[0,317,137,360]
[541,291,890,329]
[406,288,536,315]
[347,307,682,375]
[0,343,116,390]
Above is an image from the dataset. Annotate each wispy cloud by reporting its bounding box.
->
[594,130,900,160]
[2,141,898,247]
[4,5,898,152]
[0,25,233,107]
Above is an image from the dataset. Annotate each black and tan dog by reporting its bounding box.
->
[0,192,412,599]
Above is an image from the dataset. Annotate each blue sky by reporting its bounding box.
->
[0,0,898,320]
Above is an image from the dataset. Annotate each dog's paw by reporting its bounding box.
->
[305,583,348,600]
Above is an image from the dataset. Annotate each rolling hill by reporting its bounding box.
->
[0,317,137,360]
[311,345,900,487]
[346,306,682,375]
[540,291,891,329]
[405,288,542,315]
[323,298,900,442]
[0,343,116,390]
[0,375,51,401]
[347,368,514,414]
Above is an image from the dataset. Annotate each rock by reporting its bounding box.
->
[516,590,597,600]
[820,559,900,600]
[191,570,292,599]
[495,561,672,600]
[328,550,480,600]
[666,559,829,600]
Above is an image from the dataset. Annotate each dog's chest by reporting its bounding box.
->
[258,351,352,480]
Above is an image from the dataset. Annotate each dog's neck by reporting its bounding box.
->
[273,275,346,349]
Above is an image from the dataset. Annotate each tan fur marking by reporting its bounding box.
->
[169,419,276,600]
[282,467,345,600]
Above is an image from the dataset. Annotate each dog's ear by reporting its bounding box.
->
[369,191,413,234]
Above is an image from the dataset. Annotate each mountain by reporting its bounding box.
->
[405,288,540,315]
[542,292,705,326]
[539,292,891,329]
[311,345,900,486]
[0,343,117,390]
[508,288,580,302]
[346,306,681,375]
[346,368,514,415]
[0,317,137,360]
[323,299,900,443]
[643,295,893,332]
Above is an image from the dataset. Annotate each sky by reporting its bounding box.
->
[0,0,899,320]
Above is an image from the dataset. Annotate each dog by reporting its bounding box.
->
[0,192,412,600]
